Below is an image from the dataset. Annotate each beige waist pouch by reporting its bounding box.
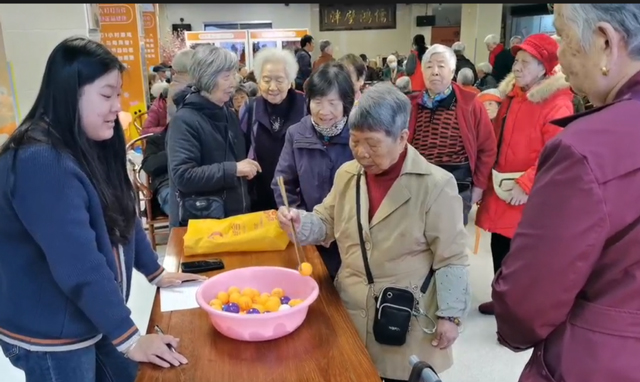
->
[492,169,525,202]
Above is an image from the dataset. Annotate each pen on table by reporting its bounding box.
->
[154,325,177,353]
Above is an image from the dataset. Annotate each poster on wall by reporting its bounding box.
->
[141,4,160,69]
[248,29,308,68]
[430,27,460,47]
[0,22,19,145]
[184,31,248,65]
[99,4,148,116]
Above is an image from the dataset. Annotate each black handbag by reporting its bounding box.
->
[177,106,233,224]
[355,171,434,347]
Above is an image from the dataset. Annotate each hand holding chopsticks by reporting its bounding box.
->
[276,176,307,269]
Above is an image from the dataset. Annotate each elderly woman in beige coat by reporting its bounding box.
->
[277,83,470,382]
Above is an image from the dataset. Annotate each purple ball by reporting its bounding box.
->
[280,296,291,305]
[246,308,260,314]
[224,302,240,314]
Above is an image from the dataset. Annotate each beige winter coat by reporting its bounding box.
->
[313,145,469,380]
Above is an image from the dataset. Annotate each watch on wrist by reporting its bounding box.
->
[438,316,461,326]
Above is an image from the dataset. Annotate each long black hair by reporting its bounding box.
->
[305,62,355,117]
[413,34,427,61]
[0,36,136,245]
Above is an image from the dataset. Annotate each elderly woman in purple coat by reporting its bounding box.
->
[493,4,640,382]
[240,48,307,212]
[272,62,355,279]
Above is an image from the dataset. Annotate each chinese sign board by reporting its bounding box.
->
[142,4,160,68]
[99,4,147,113]
[0,20,18,144]
[319,5,396,31]
[247,29,308,68]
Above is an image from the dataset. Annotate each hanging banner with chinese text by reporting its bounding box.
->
[319,5,396,31]
[99,3,147,115]
[141,4,160,70]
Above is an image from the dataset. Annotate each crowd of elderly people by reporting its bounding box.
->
[134,8,640,379]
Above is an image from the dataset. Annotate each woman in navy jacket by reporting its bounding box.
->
[272,62,355,279]
[0,37,203,382]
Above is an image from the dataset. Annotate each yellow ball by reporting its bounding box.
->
[271,288,285,298]
[241,288,255,298]
[211,304,222,311]
[299,262,313,277]
[288,299,303,307]
[265,299,281,312]
[228,292,242,305]
[217,291,229,305]
[252,304,265,313]
[209,299,223,307]
[257,293,270,306]
[227,286,240,295]
[238,296,253,311]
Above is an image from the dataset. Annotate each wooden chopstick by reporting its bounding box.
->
[276,176,305,266]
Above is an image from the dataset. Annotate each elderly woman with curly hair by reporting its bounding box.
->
[277,83,470,382]
[239,48,306,212]
[492,5,640,381]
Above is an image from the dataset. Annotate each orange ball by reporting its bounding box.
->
[209,299,223,307]
[257,293,270,306]
[217,291,229,305]
[265,299,281,313]
[252,304,265,313]
[241,288,255,298]
[288,299,303,307]
[271,288,285,298]
[228,292,242,305]
[211,304,222,311]
[238,296,253,311]
[299,262,313,277]
[227,286,240,295]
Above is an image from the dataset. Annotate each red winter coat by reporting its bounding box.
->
[407,83,496,190]
[141,97,168,136]
[409,50,426,92]
[475,67,574,238]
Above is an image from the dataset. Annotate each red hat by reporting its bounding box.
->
[511,33,559,75]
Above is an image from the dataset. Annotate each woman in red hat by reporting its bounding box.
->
[475,33,575,315]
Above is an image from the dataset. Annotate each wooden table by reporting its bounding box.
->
[136,228,381,382]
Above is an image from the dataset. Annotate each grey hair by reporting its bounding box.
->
[395,76,411,93]
[189,45,238,93]
[451,41,465,54]
[484,34,500,45]
[476,62,493,74]
[457,68,475,86]
[172,49,195,74]
[563,4,640,59]
[150,82,169,98]
[509,35,523,47]
[422,44,457,71]
[253,48,298,83]
[348,82,410,140]
[387,54,397,63]
[319,40,332,53]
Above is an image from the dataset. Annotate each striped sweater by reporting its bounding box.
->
[0,145,165,352]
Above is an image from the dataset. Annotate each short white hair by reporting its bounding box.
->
[562,5,640,59]
[477,62,492,73]
[484,34,500,45]
[172,49,195,73]
[509,35,523,46]
[189,45,238,93]
[252,48,298,84]
[150,82,169,98]
[451,41,465,54]
[386,54,397,63]
[457,68,475,86]
[422,44,457,72]
[395,76,411,93]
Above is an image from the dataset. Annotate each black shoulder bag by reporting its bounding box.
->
[177,108,233,224]
[355,171,435,347]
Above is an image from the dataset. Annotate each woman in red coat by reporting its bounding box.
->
[141,82,169,136]
[475,34,574,315]
[404,34,427,92]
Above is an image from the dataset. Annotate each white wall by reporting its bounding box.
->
[0,4,89,117]
[158,4,433,60]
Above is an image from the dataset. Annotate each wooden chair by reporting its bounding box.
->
[126,134,169,250]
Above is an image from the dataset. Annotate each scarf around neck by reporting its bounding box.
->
[311,117,347,138]
[421,85,453,109]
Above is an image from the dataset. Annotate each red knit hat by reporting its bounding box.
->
[511,33,559,75]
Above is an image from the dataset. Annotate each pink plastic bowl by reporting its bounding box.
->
[196,266,320,342]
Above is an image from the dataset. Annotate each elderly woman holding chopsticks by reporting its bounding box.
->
[276,83,470,382]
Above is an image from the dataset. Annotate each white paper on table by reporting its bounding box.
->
[160,281,205,312]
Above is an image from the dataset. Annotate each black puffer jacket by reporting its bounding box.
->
[166,87,250,227]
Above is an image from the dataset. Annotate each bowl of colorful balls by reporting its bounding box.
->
[196,262,319,341]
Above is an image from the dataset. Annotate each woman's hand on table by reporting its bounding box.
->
[431,319,460,350]
[126,333,188,368]
[277,206,302,238]
[157,272,207,288]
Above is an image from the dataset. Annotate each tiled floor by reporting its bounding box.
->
[1,208,531,381]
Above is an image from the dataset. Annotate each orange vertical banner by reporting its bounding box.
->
[0,20,18,144]
[99,4,147,116]
[141,4,160,70]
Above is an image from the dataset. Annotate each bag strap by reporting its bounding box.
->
[494,98,514,167]
[355,171,433,294]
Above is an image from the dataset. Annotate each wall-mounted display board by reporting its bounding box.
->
[185,31,248,65]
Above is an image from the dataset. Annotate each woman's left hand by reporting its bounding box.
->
[508,184,529,206]
[156,272,207,288]
[431,319,460,350]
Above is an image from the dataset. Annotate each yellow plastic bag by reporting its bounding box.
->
[183,210,290,256]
